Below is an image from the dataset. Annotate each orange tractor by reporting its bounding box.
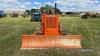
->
[21,3,82,49]
[21,14,82,49]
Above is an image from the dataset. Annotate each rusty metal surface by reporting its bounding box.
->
[21,35,82,48]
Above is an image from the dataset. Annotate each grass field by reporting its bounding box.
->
[0,16,100,56]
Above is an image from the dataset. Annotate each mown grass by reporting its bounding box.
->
[0,16,100,56]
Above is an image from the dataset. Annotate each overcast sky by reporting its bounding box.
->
[0,0,100,12]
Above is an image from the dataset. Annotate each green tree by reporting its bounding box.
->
[40,4,52,13]
[26,10,31,15]
[31,9,37,13]
[40,4,61,14]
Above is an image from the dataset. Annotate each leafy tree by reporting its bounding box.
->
[40,5,61,14]
[26,10,31,15]
[40,5,52,13]
[31,9,37,13]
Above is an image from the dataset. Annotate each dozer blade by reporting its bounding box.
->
[21,35,82,49]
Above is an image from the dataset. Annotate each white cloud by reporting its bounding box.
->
[21,5,26,8]
[5,0,17,2]
[34,2,41,5]
[0,0,28,9]
[71,8,76,10]
[32,7,37,9]
[24,2,31,5]
[55,0,100,12]
[44,2,54,6]
[0,0,100,12]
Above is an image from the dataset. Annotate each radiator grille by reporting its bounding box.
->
[46,16,57,28]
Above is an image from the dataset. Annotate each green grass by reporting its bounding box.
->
[0,16,100,56]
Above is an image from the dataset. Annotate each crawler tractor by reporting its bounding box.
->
[21,3,82,49]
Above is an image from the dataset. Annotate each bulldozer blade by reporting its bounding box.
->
[21,35,82,49]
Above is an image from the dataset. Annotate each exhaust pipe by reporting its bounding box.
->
[55,3,57,14]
